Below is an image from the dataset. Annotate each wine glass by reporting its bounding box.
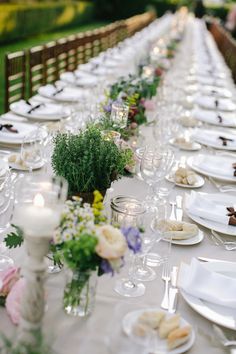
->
[140,145,174,211]
[132,212,157,282]
[0,171,19,270]
[113,210,146,298]
[20,129,44,173]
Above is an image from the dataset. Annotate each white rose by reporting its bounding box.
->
[96,225,127,260]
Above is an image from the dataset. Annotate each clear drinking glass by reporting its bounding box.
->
[111,102,129,129]
[20,129,44,173]
[111,197,147,297]
[132,212,157,282]
[146,207,172,267]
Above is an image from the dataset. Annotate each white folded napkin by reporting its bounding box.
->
[10,100,68,118]
[185,190,230,225]
[1,112,27,123]
[195,96,236,112]
[193,129,236,148]
[192,108,236,126]
[61,72,99,87]
[38,84,86,102]
[0,121,37,142]
[200,86,232,99]
[178,258,236,308]
[191,154,236,178]
[196,76,226,87]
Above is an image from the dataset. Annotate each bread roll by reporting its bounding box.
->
[159,314,180,338]
[132,322,150,337]
[156,220,198,240]
[139,311,165,329]
[167,325,191,350]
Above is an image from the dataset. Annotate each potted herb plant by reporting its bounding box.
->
[51,126,133,202]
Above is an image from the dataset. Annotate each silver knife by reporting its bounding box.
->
[198,257,236,263]
[176,195,183,222]
[168,266,178,314]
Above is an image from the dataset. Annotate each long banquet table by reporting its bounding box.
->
[0,12,236,354]
[0,124,235,354]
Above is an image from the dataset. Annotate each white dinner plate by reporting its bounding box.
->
[38,85,88,103]
[166,173,205,189]
[184,192,236,236]
[169,139,201,151]
[193,129,236,151]
[122,308,195,354]
[0,122,47,145]
[187,155,236,182]
[181,261,236,330]
[151,219,204,246]
[10,101,71,121]
[192,108,236,127]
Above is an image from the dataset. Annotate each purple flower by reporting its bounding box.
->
[103,104,112,113]
[100,259,114,275]
[121,227,142,254]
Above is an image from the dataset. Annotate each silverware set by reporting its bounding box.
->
[169,195,183,222]
[161,263,179,313]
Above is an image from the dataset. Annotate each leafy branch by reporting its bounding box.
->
[4,225,23,249]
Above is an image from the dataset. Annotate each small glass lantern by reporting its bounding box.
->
[110,102,129,129]
[110,195,146,227]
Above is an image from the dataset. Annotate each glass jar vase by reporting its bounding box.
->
[110,195,146,227]
[63,269,97,317]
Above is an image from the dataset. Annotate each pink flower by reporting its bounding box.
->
[0,266,20,297]
[5,278,25,325]
[143,99,156,111]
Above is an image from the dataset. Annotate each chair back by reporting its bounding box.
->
[5,51,26,112]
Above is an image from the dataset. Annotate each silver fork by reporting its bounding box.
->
[211,230,236,251]
[213,324,236,353]
[161,261,170,310]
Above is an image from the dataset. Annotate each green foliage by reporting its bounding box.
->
[0,296,6,307]
[4,224,23,249]
[0,330,54,354]
[63,233,99,271]
[0,1,95,43]
[52,126,133,194]
[93,0,147,20]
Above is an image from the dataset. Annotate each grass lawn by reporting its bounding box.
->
[0,21,107,114]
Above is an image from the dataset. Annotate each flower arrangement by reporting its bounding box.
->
[51,126,134,197]
[52,191,142,316]
[103,74,160,126]
[53,191,141,275]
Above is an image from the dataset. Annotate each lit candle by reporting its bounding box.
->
[14,193,61,238]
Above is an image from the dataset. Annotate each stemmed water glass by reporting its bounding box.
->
[0,171,19,270]
[20,129,44,173]
[140,145,174,210]
[133,212,157,282]
[113,210,146,298]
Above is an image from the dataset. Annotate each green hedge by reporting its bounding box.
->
[0,1,94,43]
[94,0,233,21]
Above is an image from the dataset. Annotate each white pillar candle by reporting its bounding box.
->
[14,193,60,237]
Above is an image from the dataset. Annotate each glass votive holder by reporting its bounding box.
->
[110,102,129,129]
[110,195,146,227]
[101,130,121,143]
